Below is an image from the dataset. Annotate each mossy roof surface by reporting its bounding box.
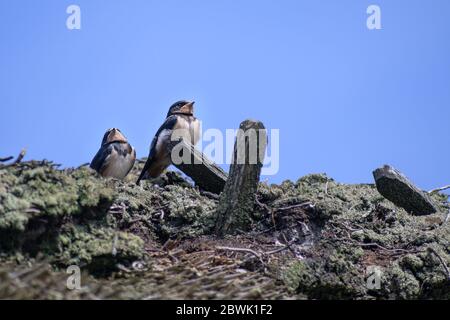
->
[0,161,448,299]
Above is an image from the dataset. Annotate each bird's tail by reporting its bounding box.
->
[136,169,148,185]
[136,158,151,185]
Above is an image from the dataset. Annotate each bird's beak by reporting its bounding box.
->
[180,101,195,114]
[108,128,127,143]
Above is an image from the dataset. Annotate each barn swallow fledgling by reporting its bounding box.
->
[90,128,136,180]
[136,100,200,184]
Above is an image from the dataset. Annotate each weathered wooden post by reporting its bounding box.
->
[373,165,438,215]
[168,139,228,194]
[215,119,267,236]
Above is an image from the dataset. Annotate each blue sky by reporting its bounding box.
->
[1,0,449,192]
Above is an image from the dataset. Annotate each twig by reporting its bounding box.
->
[265,246,291,255]
[335,236,415,254]
[427,247,450,280]
[249,226,275,236]
[333,221,362,233]
[275,202,312,212]
[216,246,265,266]
[0,149,26,168]
[255,197,276,228]
[217,238,298,264]
[356,242,412,253]
[429,185,450,194]
[0,156,13,162]
[25,208,41,214]
[147,247,180,263]
[111,233,118,257]
[13,149,26,164]
[298,221,312,235]
[265,236,298,256]
[200,190,220,200]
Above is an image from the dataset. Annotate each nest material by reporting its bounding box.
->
[0,160,449,299]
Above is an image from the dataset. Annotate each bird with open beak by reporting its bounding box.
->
[136,100,200,184]
[90,128,136,180]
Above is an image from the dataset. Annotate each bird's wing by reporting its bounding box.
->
[90,144,114,174]
[136,116,178,184]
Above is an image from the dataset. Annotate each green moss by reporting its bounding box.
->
[0,165,115,233]
[282,247,365,299]
[159,185,217,239]
[283,261,316,292]
[74,168,116,210]
[0,162,116,256]
[0,162,449,299]
[109,179,217,241]
[384,264,421,299]
[272,174,449,299]
[54,225,144,274]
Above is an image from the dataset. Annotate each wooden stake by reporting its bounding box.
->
[167,139,228,194]
[215,120,267,236]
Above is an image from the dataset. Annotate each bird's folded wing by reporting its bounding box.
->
[136,116,178,184]
[90,144,114,173]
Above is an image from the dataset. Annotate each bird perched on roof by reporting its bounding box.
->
[90,128,136,180]
[136,100,200,184]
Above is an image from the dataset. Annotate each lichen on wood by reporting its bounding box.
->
[167,139,228,194]
[215,120,267,236]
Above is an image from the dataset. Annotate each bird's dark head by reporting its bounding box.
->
[166,100,195,118]
[101,128,127,145]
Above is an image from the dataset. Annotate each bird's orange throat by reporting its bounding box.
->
[107,131,128,144]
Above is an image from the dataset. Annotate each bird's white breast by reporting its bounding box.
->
[153,117,201,167]
[103,146,135,179]
[173,117,200,145]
